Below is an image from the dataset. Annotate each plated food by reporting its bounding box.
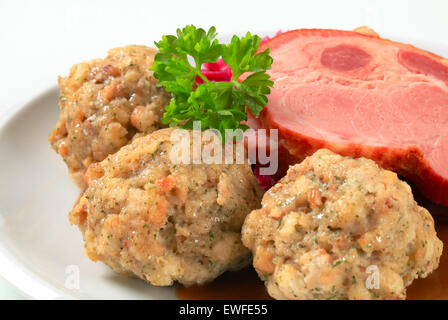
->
[252,28,448,207]
[49,25,447,300]
[69,128,263,286]
[242,149,442,300]
[49,45,171,188]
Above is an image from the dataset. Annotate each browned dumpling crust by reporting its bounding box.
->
[69,128,264,286]
[242,149,443,300]
[49,45,171,188]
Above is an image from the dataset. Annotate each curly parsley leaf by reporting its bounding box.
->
[151,25,273,139]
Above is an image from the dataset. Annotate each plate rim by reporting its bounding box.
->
[0,85,75,300]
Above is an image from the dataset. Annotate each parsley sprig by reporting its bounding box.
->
[151,25,273,138]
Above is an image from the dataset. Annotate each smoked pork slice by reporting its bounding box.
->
[255,29,448,206]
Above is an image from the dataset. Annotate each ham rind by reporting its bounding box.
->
[255,29,448,206]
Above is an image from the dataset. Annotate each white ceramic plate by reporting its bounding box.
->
[0,33,448,300]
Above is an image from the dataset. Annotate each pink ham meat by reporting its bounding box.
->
[255,29,448,206]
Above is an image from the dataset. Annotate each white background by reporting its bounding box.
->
[0,0,447,299]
